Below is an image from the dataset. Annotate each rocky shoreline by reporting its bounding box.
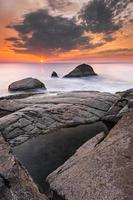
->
[0,89,133,199]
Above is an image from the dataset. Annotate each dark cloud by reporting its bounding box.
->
[6,10,91,55]
[6,1,132,57]
[79,0,132,33]
[7,9,104,56]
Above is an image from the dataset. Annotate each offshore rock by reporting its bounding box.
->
[51,71,59,78]
[63,64,97,78]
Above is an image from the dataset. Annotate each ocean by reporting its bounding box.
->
[0,62,133,97]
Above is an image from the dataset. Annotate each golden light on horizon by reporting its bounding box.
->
[40,58,44,63]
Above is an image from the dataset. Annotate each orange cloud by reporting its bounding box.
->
[0,0,133,63]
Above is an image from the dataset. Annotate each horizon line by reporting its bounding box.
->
[0,61,133,64]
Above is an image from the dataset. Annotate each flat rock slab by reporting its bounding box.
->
[0,135,46,200]
[47,112,133,200]
[0,91,119,146]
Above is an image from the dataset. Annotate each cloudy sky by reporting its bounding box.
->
[0,0,133,62]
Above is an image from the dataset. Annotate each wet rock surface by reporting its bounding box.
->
[8,77,46,91]
[47,112,133,200]
[0,91,119,146]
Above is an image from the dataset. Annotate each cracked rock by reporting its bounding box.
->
[0,91,119,146]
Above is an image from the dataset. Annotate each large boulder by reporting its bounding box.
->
[51,71,59,78]
[63,63,97,78]
[8,77,46,91]
[47,112,133,200]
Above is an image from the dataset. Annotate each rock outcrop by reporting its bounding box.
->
[47,112,133,200]
[0,91,119,146]
[51,71,59,78]
[8,77,46,91]
[0,90,132,199]
[63,64,97,78]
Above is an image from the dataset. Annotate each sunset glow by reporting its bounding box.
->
[40,59,44,63]
[0,0,133,63]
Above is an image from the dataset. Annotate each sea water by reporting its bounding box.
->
[0,62,133,97]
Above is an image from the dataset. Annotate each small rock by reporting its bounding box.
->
[51,71,59,78]
[63,63,97,78]
[8,77,46,91]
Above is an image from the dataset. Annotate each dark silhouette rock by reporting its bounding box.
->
[63,63,97,78]
[8,77,46,91]
[51,71,59,78]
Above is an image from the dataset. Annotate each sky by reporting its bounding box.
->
[0,0,133,63]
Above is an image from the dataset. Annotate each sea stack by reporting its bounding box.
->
[63,63,97,78]
[51,71,59,78]
[8,77,46,91]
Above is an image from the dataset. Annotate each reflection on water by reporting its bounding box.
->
[13,122,108,192]
[0,62,133,96]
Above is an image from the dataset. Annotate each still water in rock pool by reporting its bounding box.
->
[13,122,108,193]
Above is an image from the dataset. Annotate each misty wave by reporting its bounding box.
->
[44,75,132,93]
[0,62,133,97]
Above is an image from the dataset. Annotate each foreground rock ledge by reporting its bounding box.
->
[0,91,119,146]
[8,77,46,91]
[47,112,133,200]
